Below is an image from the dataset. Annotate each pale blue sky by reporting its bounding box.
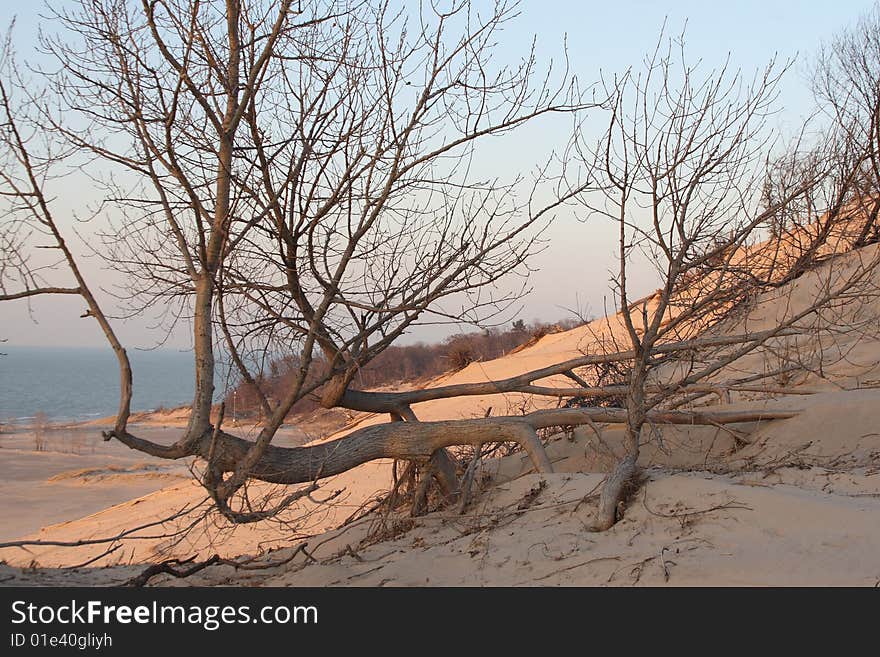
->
[1,0,876,349]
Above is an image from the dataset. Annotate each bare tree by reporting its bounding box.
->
[810,2,880,249]
[565,34,880,529]
[0,0,591,521]
[3,4,878,547]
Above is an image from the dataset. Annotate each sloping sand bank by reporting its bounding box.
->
[2,244,879,586]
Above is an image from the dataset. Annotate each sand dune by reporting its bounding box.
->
[2,241,879,585]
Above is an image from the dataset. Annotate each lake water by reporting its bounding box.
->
[0,346,199,424]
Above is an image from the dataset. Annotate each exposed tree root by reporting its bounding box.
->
[125,555,224,587]
[591,454,641,531]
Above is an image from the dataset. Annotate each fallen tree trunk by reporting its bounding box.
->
[106,406,798,486]
[334,328,802,413]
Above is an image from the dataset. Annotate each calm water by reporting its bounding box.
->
[0,346,199,424]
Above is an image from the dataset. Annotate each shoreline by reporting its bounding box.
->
[0,405,191,432]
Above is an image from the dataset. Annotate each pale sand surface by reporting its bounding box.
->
[1,242,878,585]
[0,424,313,542]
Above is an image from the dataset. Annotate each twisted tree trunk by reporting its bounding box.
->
[107,406,796,486]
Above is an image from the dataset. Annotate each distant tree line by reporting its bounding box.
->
[227,318,586,419]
